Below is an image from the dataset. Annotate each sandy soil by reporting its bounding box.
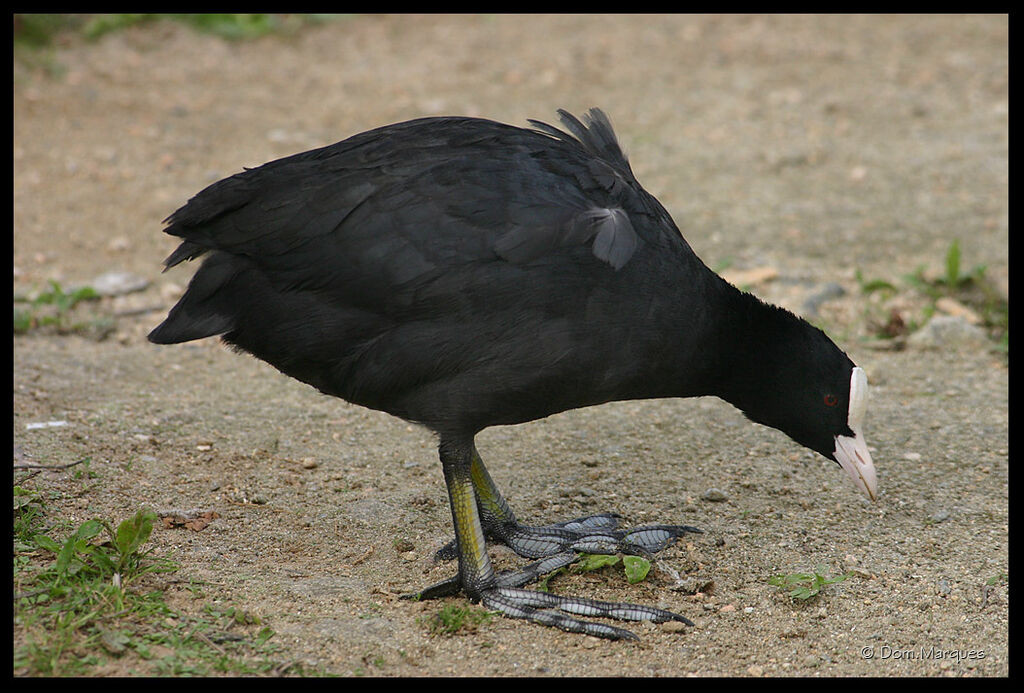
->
[14,15,1008,676]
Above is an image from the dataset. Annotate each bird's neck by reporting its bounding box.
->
[702,281,808,417]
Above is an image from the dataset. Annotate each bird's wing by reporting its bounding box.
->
[159,114,679,304]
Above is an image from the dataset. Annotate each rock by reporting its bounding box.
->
[702,488,729,502]
[90,270,150,297]
[907,315,989,351]
[935,296,982,325]
[801,282,846,316]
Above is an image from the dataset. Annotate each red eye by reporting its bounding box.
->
[823,394,838,407]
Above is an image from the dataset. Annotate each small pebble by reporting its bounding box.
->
[673,576,714,594]
[702,488,728,502]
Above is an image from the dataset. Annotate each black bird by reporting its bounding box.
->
[149,109,877,640]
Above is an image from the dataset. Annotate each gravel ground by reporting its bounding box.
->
[14,14,1007,676]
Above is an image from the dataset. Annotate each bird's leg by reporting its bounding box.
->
[439,437,495,602]
[433,444,702,562]
[403,436,693,640]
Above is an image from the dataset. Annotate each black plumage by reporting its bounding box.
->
[150,109,876,639]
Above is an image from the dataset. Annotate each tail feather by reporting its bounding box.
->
[161,240,209,272]
[529,108,633,178]
[147,251,239,344]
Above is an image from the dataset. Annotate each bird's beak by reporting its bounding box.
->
[834,427,877,501]
[833,366,877,501]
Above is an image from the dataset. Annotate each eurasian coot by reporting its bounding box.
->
[150,109,876,640]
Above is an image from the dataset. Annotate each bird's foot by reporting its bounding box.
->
[480,586,693,640]
[435,512,701,561]
[405,545,695,640]
[403,563,693,641]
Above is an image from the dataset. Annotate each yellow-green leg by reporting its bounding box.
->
[434,442,700,562]
[439,438,495,600]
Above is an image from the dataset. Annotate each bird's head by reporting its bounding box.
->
[768,361,878,502]
[725,308,878,501]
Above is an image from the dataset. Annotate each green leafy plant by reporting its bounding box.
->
[30,508,170,588]
[902,239,991,298]
[857,239,1007,348]
[944,238,963,289]
[854,269,898,295]
[768,565,851,601]
[535,552,656,593]
[573,553,653,584]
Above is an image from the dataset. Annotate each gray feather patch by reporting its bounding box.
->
[584,208,637,270]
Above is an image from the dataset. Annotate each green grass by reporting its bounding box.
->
[423,604,494,636]
[15,13,344,47]
[13,280,114,338]
[12,489,314,675]
[15,14,345,76]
